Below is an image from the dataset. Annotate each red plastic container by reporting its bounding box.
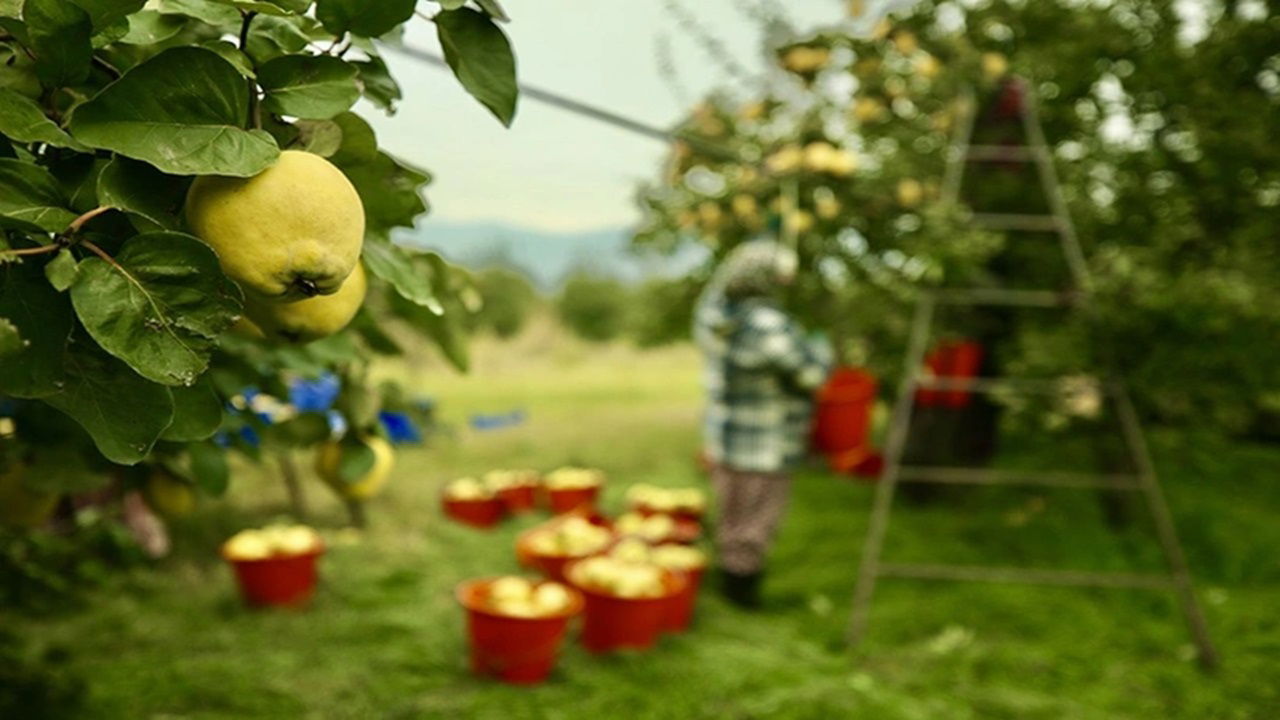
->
[662,566,705,633]
[443,496,505,528]
[515,534,600,583]
[813,367,878,455]
[456,578,584,685]
[498,485,538,514]
[226,548,323,608]
[916,341,984,408]
[567,563,685,653]
[545,486,600,514]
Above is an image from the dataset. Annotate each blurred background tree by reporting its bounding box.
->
[634,0,1280,433]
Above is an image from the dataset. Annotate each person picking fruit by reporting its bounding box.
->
[693,239,832,607]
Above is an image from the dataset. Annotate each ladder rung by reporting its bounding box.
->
[897,466,1141,490]
[930,288,1079,308]
[878,563,1176,590]
[971,213,1063,232]
[913,376,1071,394]
[963,144,1045,162]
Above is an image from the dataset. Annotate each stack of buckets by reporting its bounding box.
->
[457,489,707,685]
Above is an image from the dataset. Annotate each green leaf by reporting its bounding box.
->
[335,434,375,483]
[117,9,186,45]
[0,0,21,18]
[187,440,228,494]
[337,150,429,233]
[389,287,469,372]
[0,88,88,150]
[23,0,93,88]
[68,46,279,177]
[0,260,71,396]
[199,40,255,77]
[243,13,313,64]
[43,335,174,464]
[293,118,341,156]
[218,0,307,16]
[327,110,376,165]
[161,377,222,441]
[70,0,146,29]
[44,248,77,290]
[352,55,401,114]
[96,156,187,232]
[0,44,42,98]
[363,238,443,314]
[267,412,329,445]
[315,0,413,38]
[49,154,104,212]
[25,444,107,493]
[156,0,239,26]
[0,158,77,232]
[259,54,360,120]
[475,0,509,22]
[70,231,243,386]
[435,7,517,127]
[0,316,20,356]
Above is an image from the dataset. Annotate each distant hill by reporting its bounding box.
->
[393,220,706,290]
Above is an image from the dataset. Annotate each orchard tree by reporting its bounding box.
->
[636,0,1280,430]
[0,0,518,530]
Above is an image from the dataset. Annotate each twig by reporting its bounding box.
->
[67,206,113,234]
[79,239,124,271]
[239,11,261,129]
[92,55,121,80]
[0,243,59,258]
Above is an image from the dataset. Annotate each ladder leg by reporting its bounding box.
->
[1111,382,1219,670]
[848,295,935,646]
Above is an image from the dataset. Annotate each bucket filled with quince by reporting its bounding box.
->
[484,469,541,514]
[516,515,613,582]
[441,477,505,528]
[626,484,707,525]
[543,467,604,514]
[221,524,324,608]
[456,576,583,685]
[610,539,709,633]
[565,553,686,653]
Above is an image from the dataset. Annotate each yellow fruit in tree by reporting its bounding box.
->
[244,262,367,344]
[316,435,395,500]
[0,462,58,528]
[897,178,924,207]
[853,97,886,123]
[893,31,918,54]
[185,150,364,301]
[145,470,195,517]
[982,52,1009,80]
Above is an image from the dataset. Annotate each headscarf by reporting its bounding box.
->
[709,239,799,299]
[694,239,798,354]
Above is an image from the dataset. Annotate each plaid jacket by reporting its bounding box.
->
[695,297,832,473]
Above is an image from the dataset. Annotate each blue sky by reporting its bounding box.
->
[364,1,865,233]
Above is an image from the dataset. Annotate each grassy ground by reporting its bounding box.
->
[7,321,1280,719]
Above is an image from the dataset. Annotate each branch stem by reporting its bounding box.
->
[239,11,261,130]
[0,243,59,258]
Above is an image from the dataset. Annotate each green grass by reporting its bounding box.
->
[7,324,1280,719]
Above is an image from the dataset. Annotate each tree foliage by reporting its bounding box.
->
[635,0,1279,428]
[0,0,518,511]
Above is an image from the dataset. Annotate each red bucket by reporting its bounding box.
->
[226,548,323,608]
[456,578,584,685]
[443,496,505,528]
[545,486,600,514]
[813,367,877,455]
[515,534,599,583]
[662,566,705,633]
[498,485,538,514]
[567,564,684,653]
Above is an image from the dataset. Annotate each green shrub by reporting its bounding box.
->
[557,272,631,342]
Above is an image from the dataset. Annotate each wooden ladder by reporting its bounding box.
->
[846,78,1218,670]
